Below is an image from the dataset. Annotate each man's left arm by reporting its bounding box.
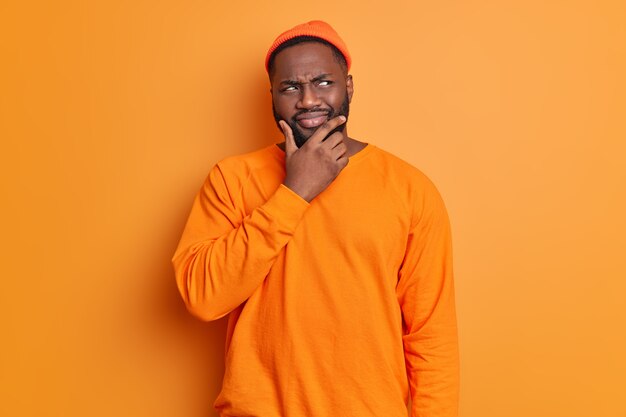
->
[396,179,460,417]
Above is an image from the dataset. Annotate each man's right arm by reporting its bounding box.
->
[172,116,348,322]
[172,164,309,321]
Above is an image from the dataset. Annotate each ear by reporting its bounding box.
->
[346,74,354,102]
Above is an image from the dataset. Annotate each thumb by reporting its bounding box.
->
[279,120,297,156]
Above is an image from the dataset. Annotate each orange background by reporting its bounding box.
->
[1,1,625,416]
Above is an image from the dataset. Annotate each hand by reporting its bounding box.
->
[280,116,349,202]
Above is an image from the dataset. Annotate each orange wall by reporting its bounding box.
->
[1,1,625,416]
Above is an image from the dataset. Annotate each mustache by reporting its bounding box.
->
[292,108,332,119]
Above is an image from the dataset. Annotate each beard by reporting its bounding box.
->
[273,93,350,148]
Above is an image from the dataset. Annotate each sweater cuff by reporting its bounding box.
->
[260,184,309,231]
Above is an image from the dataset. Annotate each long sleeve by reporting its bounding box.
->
[172,163,309,321]
[396,180,460,417]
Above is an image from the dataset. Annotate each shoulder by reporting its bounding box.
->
[201,145,282,194]
[367,145,448,225]
[215,145,282,176]
[367,145,440,193]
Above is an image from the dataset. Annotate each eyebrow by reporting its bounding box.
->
[280,73,332,86]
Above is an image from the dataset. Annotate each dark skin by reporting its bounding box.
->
[270,42,367,202]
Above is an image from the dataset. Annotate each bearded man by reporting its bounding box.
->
[173,20,460,417]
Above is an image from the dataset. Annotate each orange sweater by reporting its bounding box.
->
[173,144,459,417]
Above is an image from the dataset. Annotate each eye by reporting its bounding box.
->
[318,80,333,87]
[281,85,298,93]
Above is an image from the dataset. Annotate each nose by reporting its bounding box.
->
[296,84,322,109]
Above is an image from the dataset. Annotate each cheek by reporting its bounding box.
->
[272,97,295,115]
[327,90,347,108]
[325,84,347,102]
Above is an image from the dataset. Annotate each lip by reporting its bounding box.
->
[296,111,329,129]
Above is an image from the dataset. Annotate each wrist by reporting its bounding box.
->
[282,180,313,203]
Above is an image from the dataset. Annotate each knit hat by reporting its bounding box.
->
[265,20,351,73]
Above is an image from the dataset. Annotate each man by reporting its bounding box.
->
[173,20,459,417]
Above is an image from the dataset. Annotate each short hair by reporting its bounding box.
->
[267,36,348,78]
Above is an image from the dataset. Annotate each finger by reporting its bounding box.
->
[333,142,348,160]
[323,131,344,150]
[308,115,346,146]
[279,120,297,156]
[337,155,349,168]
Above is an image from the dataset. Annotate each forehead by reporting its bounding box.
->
[271,42,344,82]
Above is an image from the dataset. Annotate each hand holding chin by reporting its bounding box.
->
[280,116,348,202]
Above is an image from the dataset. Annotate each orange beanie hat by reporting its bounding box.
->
[265,20,351,73]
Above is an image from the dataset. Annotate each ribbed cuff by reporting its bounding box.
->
[260,184,309,232]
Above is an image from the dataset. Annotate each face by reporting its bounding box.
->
[270,42,354,148]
